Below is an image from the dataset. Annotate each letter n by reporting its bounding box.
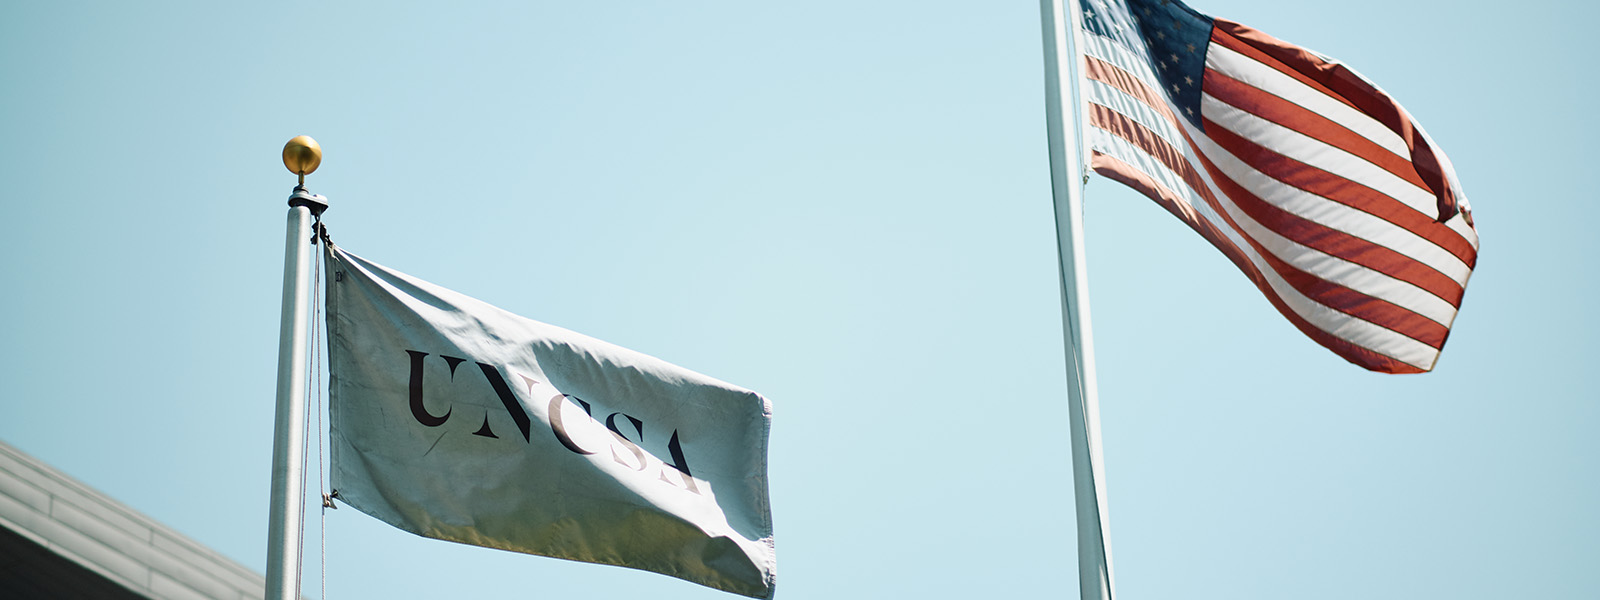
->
[476,363,534,442]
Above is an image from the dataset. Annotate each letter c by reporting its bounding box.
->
[548,394,597,455]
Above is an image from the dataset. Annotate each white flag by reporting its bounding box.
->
[324,245,776,598]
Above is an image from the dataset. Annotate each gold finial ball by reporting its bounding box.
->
[282,135,323,178]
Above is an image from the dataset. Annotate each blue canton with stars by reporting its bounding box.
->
[1080,0,1215,129]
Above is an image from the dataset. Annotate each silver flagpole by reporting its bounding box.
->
[1039,1,1116,600]
[266,136,327,600]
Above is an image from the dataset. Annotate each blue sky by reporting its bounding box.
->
[1,1,1595,598]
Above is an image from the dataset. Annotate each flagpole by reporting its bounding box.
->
[266,136,327,600]
[1039,2,1116,600]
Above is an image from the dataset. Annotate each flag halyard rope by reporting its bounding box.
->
[296,218,332,600]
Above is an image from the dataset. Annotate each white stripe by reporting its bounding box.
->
[1418,125,1481,250]
[1205,43,1412,159]
[1199,57,1480,256]
[1170,119,1442,369]
[1090,128,1199,218]
[1192,134,1461,325]
[1084,79,1184,153]
[1200,94,1473,286]
[1210,35,1483,256]
[1094,112,1440,369]
[1201,95,1442,225]
[1192,114,1472,287]
[1446,213,1477,251]
[1086,77,1470,302]
[1079,33,1162,94]
[1093,125,1231,247]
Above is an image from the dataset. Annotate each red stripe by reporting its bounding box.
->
[1081,52,1445,370]
[1083,55,1176,123]
[1091,152,1427,374]
[1210,21,1466,225]
[1085,58,1463,310]
[1088,105,1446,355]
[1089,152,1253,275]
[1178,129,1452,356]
[1088,152,1265,298]
[1087,104,1210,200]
[1203,69,1431,194]
[1254,241,1449,349]
[1199,117,1469,306]
[1205,25,1355,112]
[1197,84,1480,269]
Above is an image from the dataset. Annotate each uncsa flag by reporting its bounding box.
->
[323,244,776,598]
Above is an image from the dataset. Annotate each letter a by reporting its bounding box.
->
[658,430,699,494]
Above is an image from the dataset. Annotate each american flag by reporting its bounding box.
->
[1072,0,1479,373]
